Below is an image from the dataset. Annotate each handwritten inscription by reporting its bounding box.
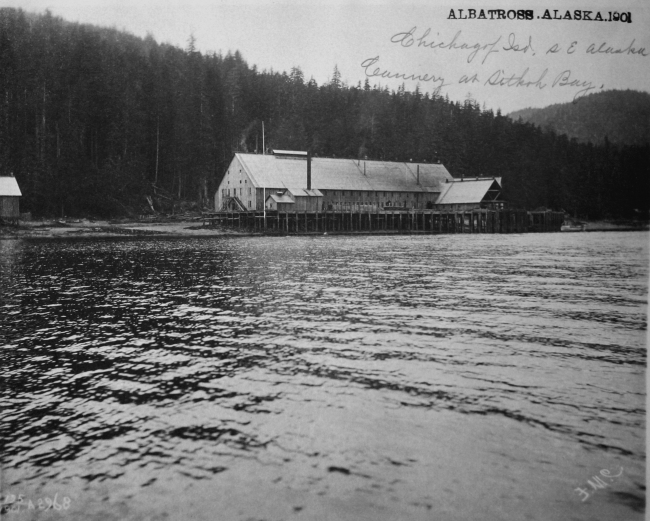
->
[1,493,72,514]
[575,467,624,501]
[552,70,596,98]
[390,28,501,64]
[361,56,448,90]
[362,28,648,103]
[502,33,535,55]
[485,68,547,90]
[586,39,647,56]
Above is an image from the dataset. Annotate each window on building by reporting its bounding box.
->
[248,201,251,207]
[249,188,252,194]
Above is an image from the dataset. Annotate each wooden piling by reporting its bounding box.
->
[204,208,564,235]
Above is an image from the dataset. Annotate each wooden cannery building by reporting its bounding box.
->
[214,150,504,212]
[0,176,22,223]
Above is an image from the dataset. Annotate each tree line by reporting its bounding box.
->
[509,90,650,147]
[0,8,647,218]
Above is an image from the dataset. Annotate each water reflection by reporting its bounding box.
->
[0,233,646,520]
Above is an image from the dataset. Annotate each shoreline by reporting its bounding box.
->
[0,219,249,240]
[0,218,647,240]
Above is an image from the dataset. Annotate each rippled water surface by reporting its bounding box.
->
[1,232,646,520]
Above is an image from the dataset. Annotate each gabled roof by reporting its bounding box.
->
[267,193,294,204]
[236,154,452,193]
[436,179,501,205]
[0,177,21,196]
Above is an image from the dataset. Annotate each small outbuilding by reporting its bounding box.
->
[265,188,324,212]
[0,176,22,223]
[266,191,295,212]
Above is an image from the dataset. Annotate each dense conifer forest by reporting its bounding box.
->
[508,90,650,147]
[0,8,648,218]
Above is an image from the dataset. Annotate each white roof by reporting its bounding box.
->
[0,177,21,196]
[236,154,452,193]
[436,179,501,205]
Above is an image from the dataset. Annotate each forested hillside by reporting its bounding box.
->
[508,90,650,147]
[0,8,648,218]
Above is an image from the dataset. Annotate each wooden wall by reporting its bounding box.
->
[0,196,19,219]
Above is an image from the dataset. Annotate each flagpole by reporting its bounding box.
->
[263,121,266,230]
[262,121,266,231]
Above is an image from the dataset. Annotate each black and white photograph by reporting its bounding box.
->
[0,1,647,520]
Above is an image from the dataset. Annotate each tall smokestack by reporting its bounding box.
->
[307,149,312,190]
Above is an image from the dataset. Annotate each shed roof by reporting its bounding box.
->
[436,179,501,205]
[272,150,308,157]
[0,177,21,196]
[237,154,452,193]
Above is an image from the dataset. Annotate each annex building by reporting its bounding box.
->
[214,150,503,213]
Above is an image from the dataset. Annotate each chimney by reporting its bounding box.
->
[417,165,420,185]
[307,149,312,190]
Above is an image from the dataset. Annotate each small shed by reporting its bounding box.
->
[0,176,22,223]
[266,191,295,212]
[266,188,323,212]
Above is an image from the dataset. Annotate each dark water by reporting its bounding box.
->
[0,232,646,521]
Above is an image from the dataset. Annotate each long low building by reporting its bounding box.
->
[214,150,503,212]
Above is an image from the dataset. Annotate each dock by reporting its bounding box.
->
[202,208,564,234]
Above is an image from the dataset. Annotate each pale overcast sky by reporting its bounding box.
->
[4,0,649,113]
